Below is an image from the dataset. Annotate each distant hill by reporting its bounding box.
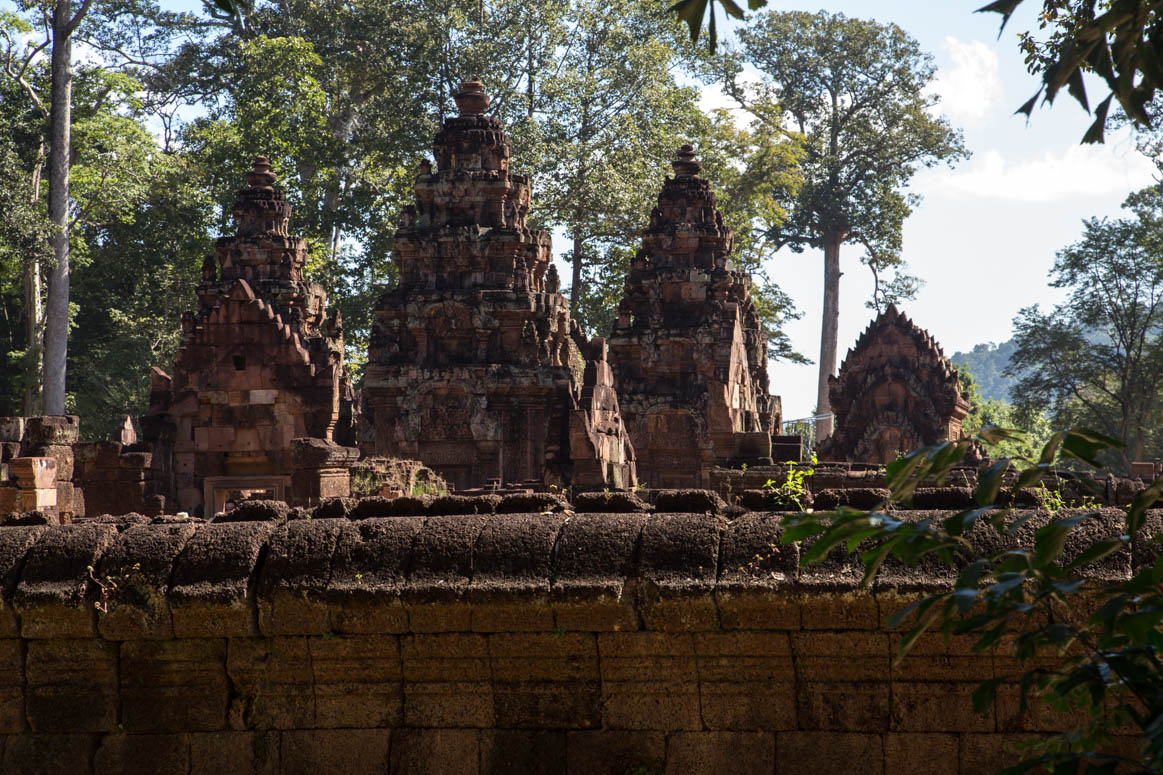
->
[952,340,1017,403]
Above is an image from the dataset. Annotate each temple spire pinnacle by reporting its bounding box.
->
[672,144,702,178]
[454,79,490,116]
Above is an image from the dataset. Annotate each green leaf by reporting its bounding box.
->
[1037,432,1063,466]
[1065,537,1127,570]
[1060,427,1123,467]
[972,676,1006,713]
[1127,473,1163,536]
[669,0,710,44]
[718,0,745,21]
[975,458,1012,506]
[944,506,996,537]
[1033,516,1087,568]
[1082,94,1115,144]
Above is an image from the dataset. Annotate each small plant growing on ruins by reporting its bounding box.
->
[781,426,1163,772]
[1031,482,1100,517]
[88,562,143,614]
[411,479,448,497]
[764,454,816,510]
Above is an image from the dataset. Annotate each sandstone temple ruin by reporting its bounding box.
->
[818,304,971,464]
[362,80,635,491]
[609,146,780,487]
[141,158,358,514]
[0,75,1153,775]
[0,83,996,510]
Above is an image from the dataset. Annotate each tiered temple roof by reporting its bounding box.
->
[819,304,970,464]
[362,80,635,490]
[608,145,779,487]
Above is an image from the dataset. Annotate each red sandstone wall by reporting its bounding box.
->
[0,508,1147,774]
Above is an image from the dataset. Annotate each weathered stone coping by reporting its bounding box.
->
[0,507,1149,641]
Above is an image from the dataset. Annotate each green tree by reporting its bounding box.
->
[673,0,1163,144]
[718,10,968,439]
[529,0,705,319]
[1008,185,1163,473]
[959,364,1052,462]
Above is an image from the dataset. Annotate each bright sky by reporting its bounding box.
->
[689,1,1158,421]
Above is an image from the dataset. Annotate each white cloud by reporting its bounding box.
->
[918,141,1157,203]
[929,37,1002,126]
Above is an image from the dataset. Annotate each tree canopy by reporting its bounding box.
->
[716,10,968,437]
[1008,185,1163,471]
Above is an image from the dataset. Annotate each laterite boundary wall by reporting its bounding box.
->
[0,508,1150,775]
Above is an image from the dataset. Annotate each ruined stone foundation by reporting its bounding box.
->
[609,146,779,487]
[0,504,1143,773]
[363,80,635,491]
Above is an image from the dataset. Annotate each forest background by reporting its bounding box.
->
[2,0,1163,472]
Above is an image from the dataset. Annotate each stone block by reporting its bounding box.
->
[14,487,56,514]
[401,633,493,728]
[325,518,423,635]
[170,521,276,638]
[776,731,884,775]
[389,728,478,775]
[282,729,392,775]
[94,733,189,775]
[892,681,994,733]
[0,486,17,514]
[97,522,196,640]
[0,526,47,637]
[24,415,79,445]
[402,515,487,633]
[257,519,345,636]
[960,733,1042,774]
[189,731,281,775]
[25,638,119,732]
[0,639,23,732]
[467,513,566,632]
[551,513,645,632]
[665,731,775,775]
[489,633,600,729]
[637,513,725,631]
[0,417,25,443]
[694,632,796,731]
[120,639,229,732]
[884,733,959,775]
[797,588,880,630]
[479,730,566,775]
[309,634,403,728]
[797,680,891,732]
[1,734,96,775]
[598,632,701,731]
[227,637,314,729]
[565,730,665,775]
[28,445,73,481]
[16,523,119,638]
[9,457,55,489]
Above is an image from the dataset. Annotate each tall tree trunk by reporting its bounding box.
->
[816,234,842,440]
[23,139,45,416]
[570,235,583,309]
[43,0,78,415]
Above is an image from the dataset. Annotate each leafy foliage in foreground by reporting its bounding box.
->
[781,426,1163,772]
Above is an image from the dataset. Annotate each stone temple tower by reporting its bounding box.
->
[362,80,635,491]
[608,145,779,487]
[142,158,357,514]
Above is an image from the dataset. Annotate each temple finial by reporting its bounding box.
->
[454,79,490,116]
[672,144,701,177]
